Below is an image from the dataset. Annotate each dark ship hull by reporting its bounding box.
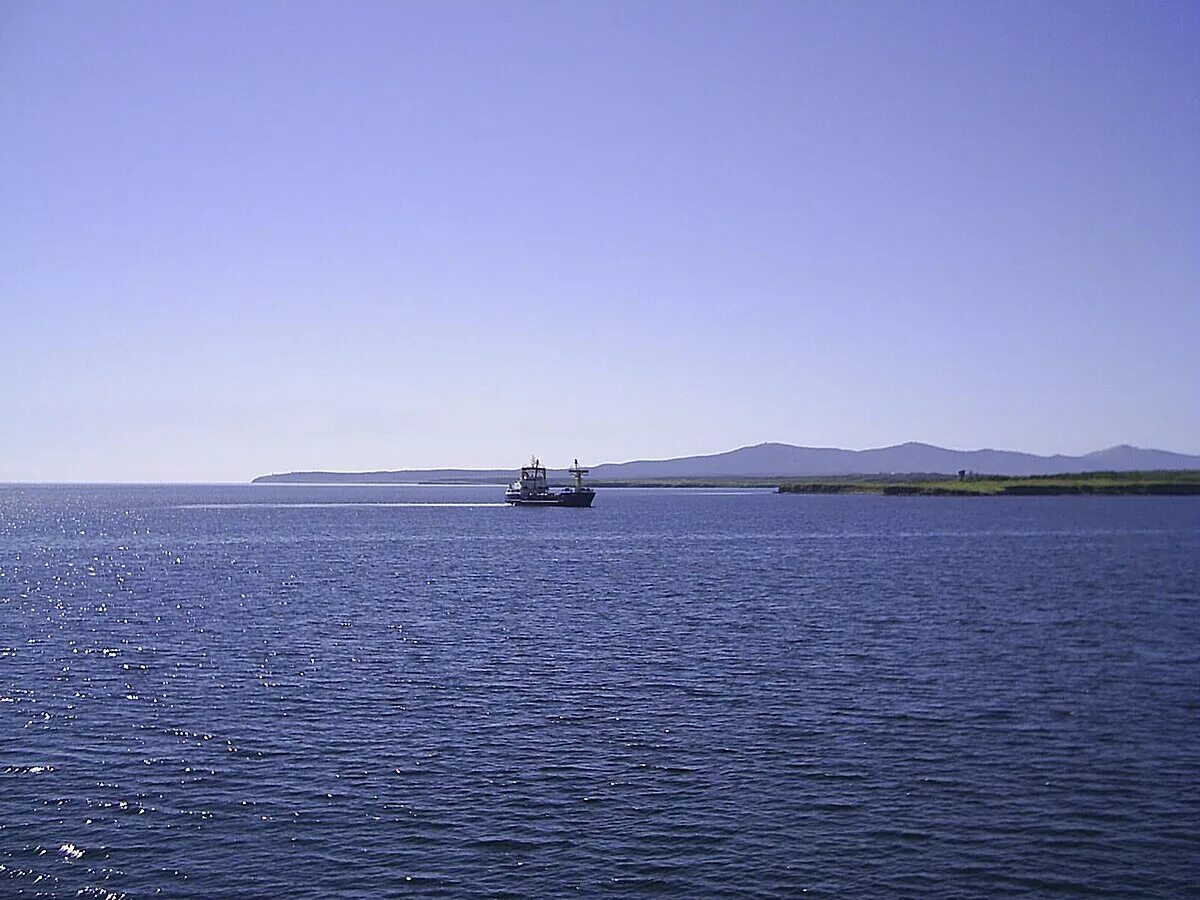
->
[505,488,595,508]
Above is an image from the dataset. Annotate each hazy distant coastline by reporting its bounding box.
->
[252,441,1200,485]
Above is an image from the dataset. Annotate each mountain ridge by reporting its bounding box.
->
[252,442,1200,483]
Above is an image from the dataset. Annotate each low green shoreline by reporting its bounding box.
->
[777,470,1200,496]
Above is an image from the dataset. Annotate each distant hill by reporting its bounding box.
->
[588,442,1200,479]
[252,442,1200,483]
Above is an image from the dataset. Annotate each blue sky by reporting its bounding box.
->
[2,0,1197,481]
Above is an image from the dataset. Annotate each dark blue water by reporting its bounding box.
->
[1,485,1197,897]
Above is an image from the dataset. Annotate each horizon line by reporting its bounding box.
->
[8,439,1198,485]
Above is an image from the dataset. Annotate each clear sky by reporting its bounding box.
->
[2,0,1197,482]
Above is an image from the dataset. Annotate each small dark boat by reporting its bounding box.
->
[505,458,595,507]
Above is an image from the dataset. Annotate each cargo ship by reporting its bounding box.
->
[505,458,595,507]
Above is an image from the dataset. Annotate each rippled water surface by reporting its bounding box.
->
[2,484,1198,897]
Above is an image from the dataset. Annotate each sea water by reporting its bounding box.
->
[1,484,1197,897]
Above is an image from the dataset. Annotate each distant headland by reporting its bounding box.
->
[252,441,1200,485]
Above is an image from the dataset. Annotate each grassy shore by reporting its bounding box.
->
[777,470,1200,496]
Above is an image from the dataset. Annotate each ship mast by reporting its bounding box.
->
[569,458,589,491]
